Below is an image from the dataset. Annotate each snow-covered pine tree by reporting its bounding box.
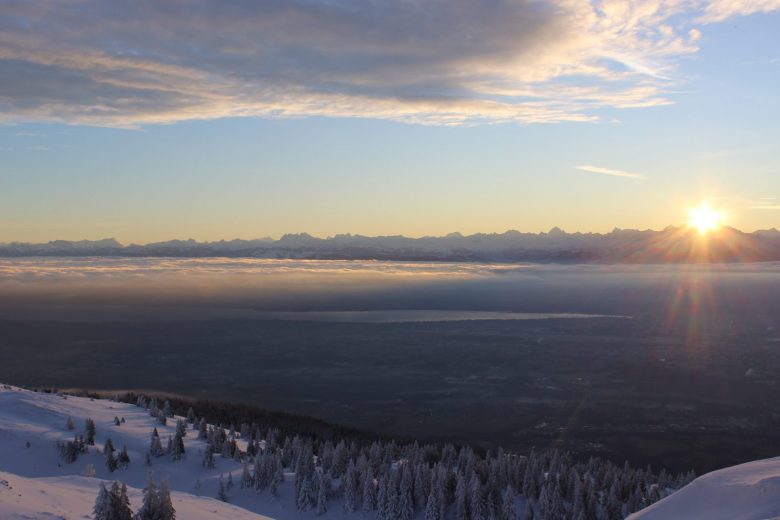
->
[159,479,176,520]
[414,463,429,510]
[270,458,284,497]
[376,473,389,520]
[92,482,110,520]
[241,463,253,489]
[501,485,518,520]
[104,438,117,472]
[116,482,133,520]
[297,476,312,511]
[217,474,228,502]
[118,444,130,469]
[424,488,441,520]
[149,428,164,458]
[362,467,377,512]
[454,473,468,520]
[137,473,160,520]
[316,472,329,515]
[176,419,187,438]
[108,481,133,520]
[343,460,359,513]
[399,465,414,520]
[221,437,232,458]
[85,418,96,445]
[170,431,185,461]
[202,443,216,468]
[469,472,486,520]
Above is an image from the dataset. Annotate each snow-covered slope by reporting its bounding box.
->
[629,457,780,520]
[0,470,266,520]
[0,384,285,519]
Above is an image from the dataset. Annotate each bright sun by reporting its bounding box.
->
[689,203,722,234]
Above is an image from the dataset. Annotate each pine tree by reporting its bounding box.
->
[93,482,110,520]
[66,417,75,430]
[399,466,414,520]
[149,428,164,457]
[470,473,486,520]
[297,476,312,511]
[455,473,468,520]
[241,463,253,489]
[118,444,131,469]
[217,475,228,502]
[85,418,96,445]
[159,479,176,520]
[316,472,329,515]
[170,431,185,461]
[107,481,133,520]
[343,461,359,513]
[176,419,187,438]
[424,488,441,520]
[501,485,518,520]
[363,467,377,512]
[137,473,160,520]
[116,482,133,520]
[104,438,117,472]
[202,443,216,468]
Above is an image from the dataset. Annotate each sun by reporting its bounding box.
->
[689,203,722,234]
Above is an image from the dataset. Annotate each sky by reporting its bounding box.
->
[1,0,779,244]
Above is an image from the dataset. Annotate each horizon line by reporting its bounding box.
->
[4,224,780,247]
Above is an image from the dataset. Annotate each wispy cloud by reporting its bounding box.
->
[0,1,777,127]
[575,165,644,180]
[699,0,780,22]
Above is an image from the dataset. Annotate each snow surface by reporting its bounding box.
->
[630,457,780,520]
[0,384,313,519]
[4,383,780,520]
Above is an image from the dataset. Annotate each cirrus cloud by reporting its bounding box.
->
[0,0,777,127]
[575,164,644,179]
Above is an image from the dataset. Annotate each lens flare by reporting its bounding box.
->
[689,204,722,234]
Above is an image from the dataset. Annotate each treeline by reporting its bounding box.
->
[118,390,393,446]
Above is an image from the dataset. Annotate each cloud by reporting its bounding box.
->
[700,0,780,22]
[750,205,780,210]
[0,0,777,127]
[575,165,644,179]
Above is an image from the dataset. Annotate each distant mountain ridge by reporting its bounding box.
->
[2,226,780,263]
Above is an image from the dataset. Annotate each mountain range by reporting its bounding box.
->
[2,226,780,263]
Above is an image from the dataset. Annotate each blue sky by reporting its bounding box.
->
[1,1,778,243]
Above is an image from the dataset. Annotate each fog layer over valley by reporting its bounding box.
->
[2,258,780,474]
[2,258,780,322]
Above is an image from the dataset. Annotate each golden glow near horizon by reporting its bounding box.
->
[689,203,723,234]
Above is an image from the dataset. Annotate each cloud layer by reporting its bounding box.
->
[0,0,777,126]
